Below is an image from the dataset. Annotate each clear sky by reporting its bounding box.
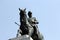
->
[0,0,60,40]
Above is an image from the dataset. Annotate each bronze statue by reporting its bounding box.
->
[16,8,44,40]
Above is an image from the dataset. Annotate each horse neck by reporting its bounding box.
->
[20,12,27,24]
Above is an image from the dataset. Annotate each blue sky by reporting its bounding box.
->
[0,0,60,40]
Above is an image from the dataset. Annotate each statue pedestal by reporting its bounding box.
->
[9,35,33,40]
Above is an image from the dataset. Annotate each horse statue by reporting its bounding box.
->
[16,8,44,40]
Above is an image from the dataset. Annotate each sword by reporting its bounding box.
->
[14,22,20,26]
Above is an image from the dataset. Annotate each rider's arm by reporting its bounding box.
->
[32,17,39,24]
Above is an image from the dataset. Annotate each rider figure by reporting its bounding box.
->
[28,11,44,40]
[28,11,39,33]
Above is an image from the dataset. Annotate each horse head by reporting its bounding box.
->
[19,8,27,24]
[19,8,26,16]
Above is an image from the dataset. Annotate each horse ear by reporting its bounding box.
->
[24,8,26,11]
[19,8,21,11]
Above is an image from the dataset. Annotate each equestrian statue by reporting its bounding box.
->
[15,8,44,40]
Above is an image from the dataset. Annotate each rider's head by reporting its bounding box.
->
[28,11,32,18]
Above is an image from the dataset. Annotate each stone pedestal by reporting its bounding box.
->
[9,35,33,40]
